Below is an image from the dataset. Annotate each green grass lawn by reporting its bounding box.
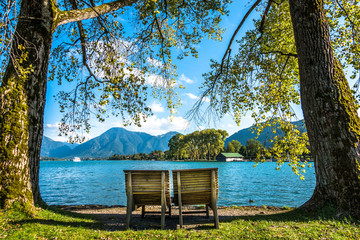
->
[1,205,359,239]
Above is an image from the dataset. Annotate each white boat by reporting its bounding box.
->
[73,157,81,162]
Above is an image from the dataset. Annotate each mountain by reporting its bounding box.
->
[40,136,78,157]
[226,120,306,147]
[41,121,305,158]
[41,128,179,159]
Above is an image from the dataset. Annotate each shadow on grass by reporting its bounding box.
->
[8,205,112,231]
[10,205,224,231]
[8,204,359,232]
[223,206,360,226]
[10,217,106,230]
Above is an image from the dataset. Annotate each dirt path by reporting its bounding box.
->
[54,205,290,230]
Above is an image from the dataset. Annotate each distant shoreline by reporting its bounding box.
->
[40,158,313,162]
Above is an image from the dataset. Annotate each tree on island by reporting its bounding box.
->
[245,139,265,159]
[167,129,228,161]
[199,0,360,217]
[226,140,242,153]
[0,0,230,213]
[226,141,236,153]
[109,150,165,160]
[167,133,186,161]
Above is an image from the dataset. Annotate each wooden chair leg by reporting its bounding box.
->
[126,201,132,229]
[126,172,133,229]
[177,172,183,228]
[206,204,210,218]
[161,204,166,229]
[210,169,219,229]
[169,206,172,218]
[141,205,145,218]
[161,171,166,230]
[212,204,219,229]
[179,202,183,228]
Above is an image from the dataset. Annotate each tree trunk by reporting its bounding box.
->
[0,0,53,212]
[288,0,360,217]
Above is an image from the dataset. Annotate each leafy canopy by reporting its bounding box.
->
[168,129,228,160]
[0,0,230,142]
[199,0,360,178]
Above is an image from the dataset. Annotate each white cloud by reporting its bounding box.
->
[179,74,194,84]
[185,93,210,102]
[125,115,189,135]
[198,126,206,130]
[49,136,68,142]
[84,40,176,89]
[44,122,92,142]
[147,57,163,67]
[185,93,198,100]
[44,114,190,142]
[45,123,60,129]
[227,123,238,128]
[146,74,165,86]
[44,122,63,141]
[150,102,165,113]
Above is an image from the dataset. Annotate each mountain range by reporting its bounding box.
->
[225,120,306,147]
[41,120,306,159]
[41,128,178,159]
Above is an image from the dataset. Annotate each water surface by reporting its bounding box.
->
[40,160,315,207]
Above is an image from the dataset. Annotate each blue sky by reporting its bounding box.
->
[43,1,303,142]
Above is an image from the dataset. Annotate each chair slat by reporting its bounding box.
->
[172,168,219,229]
[124,170,171,229]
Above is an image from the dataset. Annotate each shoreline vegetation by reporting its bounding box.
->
[40,156,314,162]
[41,133,312,162]
[1,204,358,239]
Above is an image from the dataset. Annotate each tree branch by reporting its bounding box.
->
[279,54,290,80]
[335,0,359,40]
[155,15,167,65]
[78,0,112,36]
[196,0,263,103]
[68,0,100,83]
[258,0,273,37]
[55,0,138,29]
[335,0,356,28]
[261,50,297,57]
[220,0,262,71]
[190,0,275,125]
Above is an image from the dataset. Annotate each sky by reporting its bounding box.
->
[43,1,303,142]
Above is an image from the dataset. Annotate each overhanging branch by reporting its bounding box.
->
[55,0,138,29]
[220,0,262,72]
[198,0,263,100]
[258,0,273,37]
[261,50,297,57]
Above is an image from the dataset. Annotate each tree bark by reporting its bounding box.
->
[288,0,360,217]
[0,0,138,212]
[0,0,54,212]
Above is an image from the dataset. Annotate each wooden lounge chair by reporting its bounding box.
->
[172,168,219,229]
[123,170,171,229]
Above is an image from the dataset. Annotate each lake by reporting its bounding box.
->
[40,160,316,207]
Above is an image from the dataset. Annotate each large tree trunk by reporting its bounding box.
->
[289,0,360,217]
[0,0,136,213]
[0,0,53,212]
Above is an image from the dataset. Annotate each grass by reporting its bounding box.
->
[1,205,359,239]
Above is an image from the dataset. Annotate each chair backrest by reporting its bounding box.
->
[124,170,171,208]
[172,168,218,206]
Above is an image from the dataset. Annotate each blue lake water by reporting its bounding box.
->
[39,160,316,207]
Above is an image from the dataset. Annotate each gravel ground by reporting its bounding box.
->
[53,205,290,230]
